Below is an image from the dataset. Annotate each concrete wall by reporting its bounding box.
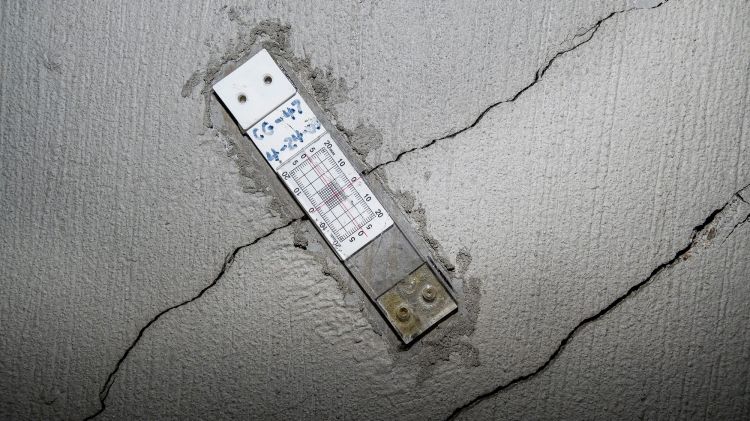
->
[1,0,748,419]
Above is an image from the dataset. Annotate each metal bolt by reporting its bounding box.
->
[396,305,411,322]
[422,285,436,302]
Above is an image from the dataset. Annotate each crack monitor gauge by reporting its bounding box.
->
[213,49,457,344]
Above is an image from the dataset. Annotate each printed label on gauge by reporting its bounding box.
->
[278,133,393,259]
[247,94,327,170]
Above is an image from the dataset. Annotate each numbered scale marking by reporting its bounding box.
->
[279,133,393,259]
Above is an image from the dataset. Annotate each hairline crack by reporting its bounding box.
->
[81,217,304,420]
[444,181,750,420]
[365,0,673,175]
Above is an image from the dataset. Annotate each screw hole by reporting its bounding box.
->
[263,74,273,85]
[396,305,411,322]
[237,94,247,104]
[422,285,437,302]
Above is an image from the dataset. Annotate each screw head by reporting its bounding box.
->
[422,285,436,302]
[396,305,411,322]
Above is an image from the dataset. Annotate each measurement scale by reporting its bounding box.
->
[280,134,392,259]
[213,49,457,343]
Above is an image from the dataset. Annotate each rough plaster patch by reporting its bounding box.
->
[397,192,456,272]
[373,186,485,378]
[359,168,485,371]
[293,222,353,296]
[410,276,483,384]
[181,13,386,203]
[182,19,300,199]
[41,53,63,74]
[291,220,384,335]
[181,15,351,130]
[394,188,416,214]
[338,122,385,161]
[455,249,473,274]
[292,222,309,250]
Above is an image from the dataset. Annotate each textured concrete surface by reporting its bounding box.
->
[463,199,750,419]
[1,0,748,420]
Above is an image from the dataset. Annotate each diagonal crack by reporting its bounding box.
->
[445,182,749,420]
[365,0,672,175]
[81,217,303,420]
[722,212,750,245]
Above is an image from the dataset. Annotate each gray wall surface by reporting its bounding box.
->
[1,0,748,419]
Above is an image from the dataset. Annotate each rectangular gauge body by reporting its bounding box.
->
[213,49,456,344]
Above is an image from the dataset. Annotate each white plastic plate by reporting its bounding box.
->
[213,49,296,130]
[278,134,393,259]
[214,49,393,260]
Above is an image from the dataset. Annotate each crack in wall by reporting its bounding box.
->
[76,1,746,418]
[444,182,750,420]
[365,0,673,175]
[80,217,303,421]
[722,212,750,246]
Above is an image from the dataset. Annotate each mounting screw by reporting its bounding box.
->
[396,305,411,322]
[422,285,436,302]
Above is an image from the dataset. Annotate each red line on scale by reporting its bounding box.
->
[302,150,369,238]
